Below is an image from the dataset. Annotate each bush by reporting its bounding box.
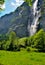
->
[0,29,45,52]
[18,37,27,47]
[30,29,45,51]
[27,35,34,46]
[27,48,30,52]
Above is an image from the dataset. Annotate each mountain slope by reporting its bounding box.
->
[0,0,45,37]
[0,2,32,37]
[40,0,45,30]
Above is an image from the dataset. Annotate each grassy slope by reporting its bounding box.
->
[0,50,45,65]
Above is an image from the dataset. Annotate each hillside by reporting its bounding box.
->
[0,2,31,37]
[0,0,45,37]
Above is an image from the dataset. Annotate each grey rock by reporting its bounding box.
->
[0,0,45,37]
[0,2,31,37]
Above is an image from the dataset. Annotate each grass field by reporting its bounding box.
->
[0,50,45,65]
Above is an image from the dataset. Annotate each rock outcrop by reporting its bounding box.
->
[0,2,31,37]
[0,0,45,37]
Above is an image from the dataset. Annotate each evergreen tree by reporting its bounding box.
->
[24,0,32,6]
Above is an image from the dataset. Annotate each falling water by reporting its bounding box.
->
[28,0,41,36]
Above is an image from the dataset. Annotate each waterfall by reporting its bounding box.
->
[28,0,41,36]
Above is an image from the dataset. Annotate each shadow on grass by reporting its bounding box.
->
[0,63,3,65]
[38,49,45,53]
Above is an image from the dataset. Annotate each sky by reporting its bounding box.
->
[0,0,24,17]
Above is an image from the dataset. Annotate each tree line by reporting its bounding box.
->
[0,29,45,52]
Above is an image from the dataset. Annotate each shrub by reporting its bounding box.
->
[0,29,45,52]
[18,37,27,47]
[31,29,45,51]
[27,47,31,52]
[27,35,34,46]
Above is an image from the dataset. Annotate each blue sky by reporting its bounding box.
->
[0,0,24,17]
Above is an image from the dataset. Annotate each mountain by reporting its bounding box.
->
[0,0,45,37]
[0,2,31,37]
[40,0,45,30]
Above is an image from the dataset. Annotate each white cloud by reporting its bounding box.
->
[16,0,24,3]
[16,0,19,3]
[11,2,15,6]
[11,0,24,7]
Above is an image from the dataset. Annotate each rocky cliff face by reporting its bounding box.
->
[0,2,32,37]
[0,0,45,37]
[40,0,45,30]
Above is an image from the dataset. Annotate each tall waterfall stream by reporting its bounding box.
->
[28,0,41,36]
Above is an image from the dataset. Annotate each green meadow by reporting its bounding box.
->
[0,50,45,65]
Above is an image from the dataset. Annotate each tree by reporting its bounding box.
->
[0,0,5,4]
[24,0,32,6]
[32,29,45,51]
[0,0,5,10]
[8,31,17,51]
[18,37,27,47]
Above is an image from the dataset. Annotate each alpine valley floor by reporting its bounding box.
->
[0,50,45,65]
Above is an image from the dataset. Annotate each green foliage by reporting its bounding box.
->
[24,0,32,6]
[0,31,18,50]
[18,37,27,46]
[27,35,34,46]
[23,29,45,52]
[0,0,5,10]
[0,0,5,4]
[27,47,30,52]
[29,29,45,51]
[0,29,45,52]
[7,31,18,51]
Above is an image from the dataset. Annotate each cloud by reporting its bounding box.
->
[16,0,19,3]
[16,0,24,3]
[11,0,24,7]
[0,3,5,9]
[11,2,15,6]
